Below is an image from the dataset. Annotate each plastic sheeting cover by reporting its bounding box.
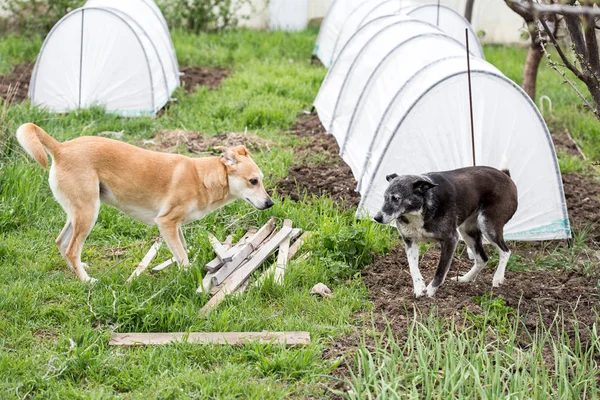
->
[314,19,440,133]
[339,36,468,179]
[30,0,178,117]
[355,58,570,241]
[316,0,484,67]
[313,0,374,66]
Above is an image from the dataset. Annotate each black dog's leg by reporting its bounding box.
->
[427,233,458,297]
[453,227,488,283]
[403,237,426,298]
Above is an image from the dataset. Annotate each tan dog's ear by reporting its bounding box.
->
[215,146,239,167]
[231,145,249,157]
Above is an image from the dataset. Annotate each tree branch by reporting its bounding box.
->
[538,26,598,115]
[505,0,600,16]
[538,17,587,82]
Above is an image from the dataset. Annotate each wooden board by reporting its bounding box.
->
[199,220,293,315]
[204,229,256,273]
[287,232,312,261]
[273,224,292,284]
[151,258,175,274]
[197,220,275,294]
[210,220,276,286]
[207,233,232,263]
[109,331,310,346]
[126,239,162,283]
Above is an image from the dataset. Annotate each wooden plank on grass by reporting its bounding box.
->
[200,220,293,315]
[197,220,275,294]
[273,225,292,284]
[151,258,175,274]
[207,233,232,263]
[210,228,300,295]
[126,239,162,283]
[109,331,310,346]
[287,232,312,261]
[210,220,277,286]
[254,228,302,286]
[204,229,256,273]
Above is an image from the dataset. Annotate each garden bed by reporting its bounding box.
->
[0,64,229,104]
[147,130,272,154]
[276,113,360,208]
[363,245,600,342]
[0,62,33,103]
[180,66,230,93]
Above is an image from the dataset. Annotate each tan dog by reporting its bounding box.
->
[16,123,273,282]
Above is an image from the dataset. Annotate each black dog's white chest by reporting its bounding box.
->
[396,213,435,241]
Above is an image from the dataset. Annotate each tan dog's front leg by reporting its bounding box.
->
[178,226,188,255]
[156,217,189,269]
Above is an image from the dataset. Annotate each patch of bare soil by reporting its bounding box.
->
[552,130,585,158]
[364,245,599,337]
[180,66,229,93]
[562,172,600,240]
[276,113,360,208]
[0,63,33,103]
[146,130,272,155]
[311,56,324,67]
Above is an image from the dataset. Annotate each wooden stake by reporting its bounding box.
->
[255,229,307,287]
[204,229,256,273]
[109,331,310,346]
[151,258,175,274]
[466,28,476,166]
[207,233,232,263]
[197,220,275,294]
[200,221,294,315]
[273,226,292,284]
[287,232,312,261]
[126,239,162,283]
[210,220,276,286]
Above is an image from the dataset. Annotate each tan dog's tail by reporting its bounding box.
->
[16,123,60,169]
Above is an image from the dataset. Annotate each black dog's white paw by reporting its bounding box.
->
[413,282,427,298]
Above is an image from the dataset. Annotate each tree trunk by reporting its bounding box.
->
[464,0,475,23]
[522,41,543,100]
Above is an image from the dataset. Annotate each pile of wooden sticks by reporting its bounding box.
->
[198,218,311,315]
[125,218,311,314]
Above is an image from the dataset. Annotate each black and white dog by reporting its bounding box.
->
[373,165,518,298]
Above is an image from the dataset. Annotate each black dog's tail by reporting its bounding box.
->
[499,155,511,177]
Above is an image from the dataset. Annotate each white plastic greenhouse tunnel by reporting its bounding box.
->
[314,17,481,143]
[29,0,180,117]
[314,0,483,67]
[312,6,570,241]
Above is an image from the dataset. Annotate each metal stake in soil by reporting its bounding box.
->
[466,28,476,167]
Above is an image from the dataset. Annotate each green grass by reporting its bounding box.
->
[340,309,600,399]
[0,29,598,399]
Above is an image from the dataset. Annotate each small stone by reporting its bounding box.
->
[310,283,332,298]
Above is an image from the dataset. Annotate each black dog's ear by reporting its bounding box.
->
[386,173,398,182]
[413,178,437,194]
